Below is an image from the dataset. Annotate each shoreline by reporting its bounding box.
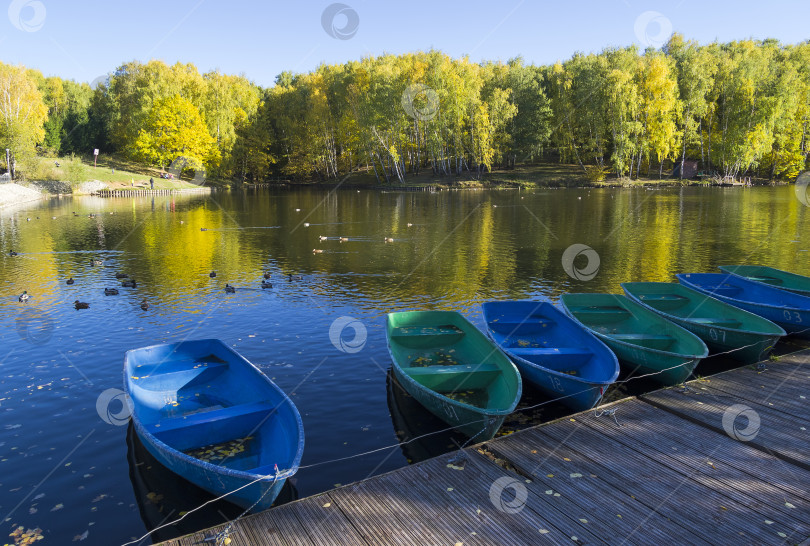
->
[0,183,44,209]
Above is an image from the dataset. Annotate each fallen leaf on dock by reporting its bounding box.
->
[323,502,331,508]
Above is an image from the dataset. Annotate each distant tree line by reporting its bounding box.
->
[0,34,808,183]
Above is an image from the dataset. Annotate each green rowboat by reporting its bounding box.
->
[621,282,786,363]
[386,311,522,440]
[560,294,708,386]
[718,265,810,297]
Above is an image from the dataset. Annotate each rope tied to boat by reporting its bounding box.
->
[206,464,281,546]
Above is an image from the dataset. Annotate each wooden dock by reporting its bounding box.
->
[159,351,810,545]
[94,188,212,197]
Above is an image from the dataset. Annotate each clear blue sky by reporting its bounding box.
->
[0,0,807,87]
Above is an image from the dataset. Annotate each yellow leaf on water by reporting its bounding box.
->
[563,457,571,462]
[617,514,622,519]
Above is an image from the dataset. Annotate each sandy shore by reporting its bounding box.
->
[0,183,43,208]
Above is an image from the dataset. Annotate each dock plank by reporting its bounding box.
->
[582,399,810,534]
[159,349,810,546]
[533,416,790,543]
[642,384,810,470]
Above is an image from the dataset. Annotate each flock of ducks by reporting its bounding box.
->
[10,208,416,309]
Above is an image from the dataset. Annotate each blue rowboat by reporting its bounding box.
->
[124,339,304,511]
[718,265,810,297]
[481,301,619,411]
[386,311,522,440]
[677,273,810,338]
[621,282,785,363]
[560,293,709,386]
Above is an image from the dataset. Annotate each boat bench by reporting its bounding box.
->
[689,317,742,328]
[610,333,675,350]
[390,325,465,348]
[132,360,230,393]
[487,318,555,335]
[638,294,690,311]
[508,347,594,368]
[569,306,630,323]
[640,294,688,302]
[745,275,783,285]
[147,400,276,435]
[508,347,591,358]
[700,285,743,297]
[404,363,500,391]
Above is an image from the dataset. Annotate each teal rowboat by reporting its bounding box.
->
[560,294,709,386]
[718,265,810,297]
[386,311,522,440]
[621,282,786,363]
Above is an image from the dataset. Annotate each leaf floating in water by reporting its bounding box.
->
[8,526,44,545]
[28,506,37,514]
[570,473,583,478]
[33,494,44,500]
[92,494,108,502]
[73,530,89,541]
[51,503,64,511]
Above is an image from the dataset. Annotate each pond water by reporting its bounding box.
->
[0,185,807,544]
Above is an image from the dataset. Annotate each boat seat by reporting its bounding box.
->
[147,400,276,435]
[639,294,689,302]
[403,363,500,392]
[404,363,499,375]
[570,306,631,324]
[508,347,592,358]
[487,318,555,335]
[609,333,676,350]
[745,275,783,285]
[689,317,742,328]
[390,325,464,338]
[131,358,229,392]
[390,325,466,348]
[701,285,742,297]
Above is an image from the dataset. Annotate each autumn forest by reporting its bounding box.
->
[1,34,809,184]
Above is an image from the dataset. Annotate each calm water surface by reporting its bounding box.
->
[0,186,807,544]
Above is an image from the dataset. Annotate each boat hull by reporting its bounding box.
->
[621,282,785,363]
[386,311,522,441]
[719,265,810,297]
[677,273,810,338]
[391,365,506,439]
[124,339,304,512]
[133,418,284,511]
[481,301,619,412]
[560,294,708,387]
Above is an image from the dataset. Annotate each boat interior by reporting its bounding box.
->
[126,340,299,475]
[388,318,515,409]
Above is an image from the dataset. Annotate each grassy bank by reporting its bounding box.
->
[22,154,205,192]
